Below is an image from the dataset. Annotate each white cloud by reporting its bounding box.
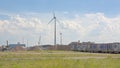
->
[0,12,120,45]
[61,13,120,43]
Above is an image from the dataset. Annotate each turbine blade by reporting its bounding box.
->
[48,18,54,24]
[56,19,63,28]
[56,19,60,24]
[53,12,55,18]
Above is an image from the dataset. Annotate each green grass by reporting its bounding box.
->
[0,51,120,68]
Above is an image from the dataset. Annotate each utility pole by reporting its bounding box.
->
[60,33,62,45]
[22,37,24,44]
[6,40,9,46]
[38,35,41,46]
[26,40,28,47]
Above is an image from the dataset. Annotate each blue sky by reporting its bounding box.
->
[0,0,120,46]
[0,0,120,15]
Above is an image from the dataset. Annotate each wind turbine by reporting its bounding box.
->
[48,12,58,46]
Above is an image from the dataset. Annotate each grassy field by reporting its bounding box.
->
[0,51,120,68]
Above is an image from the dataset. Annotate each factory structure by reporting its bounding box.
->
[69,41,120,53]
[0,40,71,51]
[0,41,26,51]
[0,40,120,54]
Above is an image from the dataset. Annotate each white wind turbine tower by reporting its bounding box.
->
[48,12,60,47]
